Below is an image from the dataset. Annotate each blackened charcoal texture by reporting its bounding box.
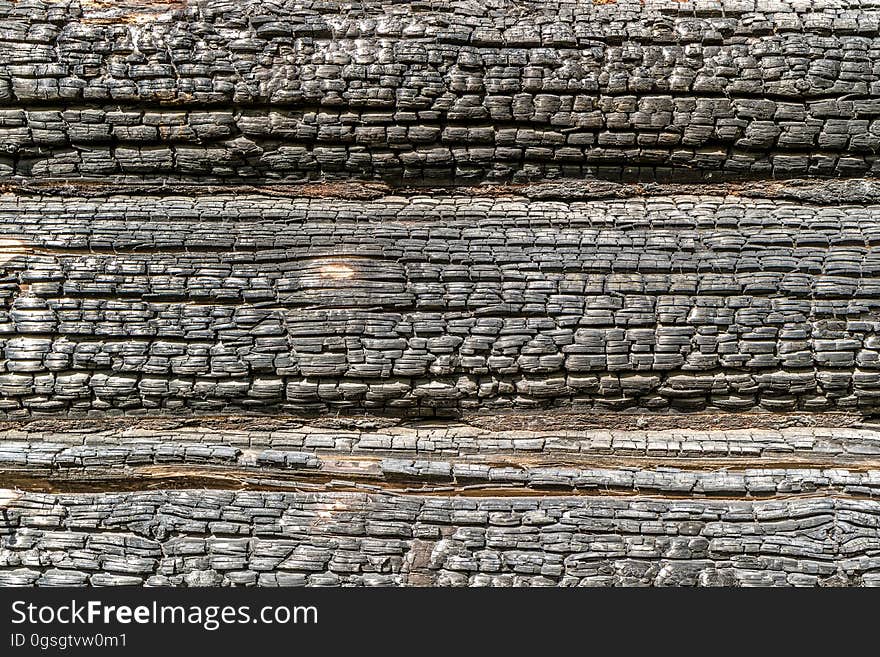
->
[2,0,880,181]
[3,0,880,590]
[1,490,878,587]
[0,191,879,416]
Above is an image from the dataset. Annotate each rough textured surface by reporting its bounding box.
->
[3,418,880,496]
[3,490,880,587]
[3,189,880,416]
[4,414,880,586]
[3,0,880,182]
[3,0,880,587]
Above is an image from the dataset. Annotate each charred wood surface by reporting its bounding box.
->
[1,0,880,586]
[1,0,880,182]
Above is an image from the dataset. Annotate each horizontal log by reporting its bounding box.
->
[2,1,879,588]
[2,416,880,497]
[1,489,878,586]
[1,187,880,416]
[2,0,880,181]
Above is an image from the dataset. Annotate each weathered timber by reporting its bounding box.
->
[3,489,879,587]
[3,417,880,496]
[1,0,880,182]
[1,189,880,416]
[3,0,880,587]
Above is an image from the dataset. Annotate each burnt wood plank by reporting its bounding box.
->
[1,0,880,181]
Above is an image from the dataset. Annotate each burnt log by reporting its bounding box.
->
[1,0,880,587]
